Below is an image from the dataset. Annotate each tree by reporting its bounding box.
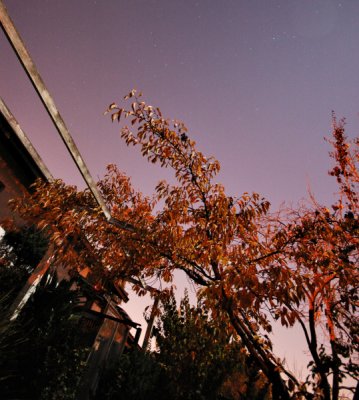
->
[96,293,269,400]
[153,292,270,400]
[270,116,358,399]
[10,92,358,399]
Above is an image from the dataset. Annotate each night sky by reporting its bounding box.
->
[1,0,358,371]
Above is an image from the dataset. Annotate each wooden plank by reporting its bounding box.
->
[0,0,111,220]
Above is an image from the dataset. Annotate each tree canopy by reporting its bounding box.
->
[10,92,358,399]
[153,292,270,400]
[96,292,270,400]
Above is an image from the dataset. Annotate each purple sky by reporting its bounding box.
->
[1,0,358,372]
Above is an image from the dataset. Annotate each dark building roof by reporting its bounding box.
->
[0,98,52,183]
[0,98,52,222]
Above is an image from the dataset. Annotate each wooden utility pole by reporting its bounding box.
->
[142,295,160,350]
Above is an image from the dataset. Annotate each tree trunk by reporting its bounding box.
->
[222,292,291,400]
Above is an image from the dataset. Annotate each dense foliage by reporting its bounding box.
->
[153,293,270,400]
[96,293,269,400]
[0,278,88,399]
[0,225,48,305]
[10,93,358,399]
[95,348,168,400]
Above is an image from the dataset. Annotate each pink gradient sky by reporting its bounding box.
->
[1,0,358,373]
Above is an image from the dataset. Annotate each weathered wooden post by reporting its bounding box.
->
[142,295,160,351]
